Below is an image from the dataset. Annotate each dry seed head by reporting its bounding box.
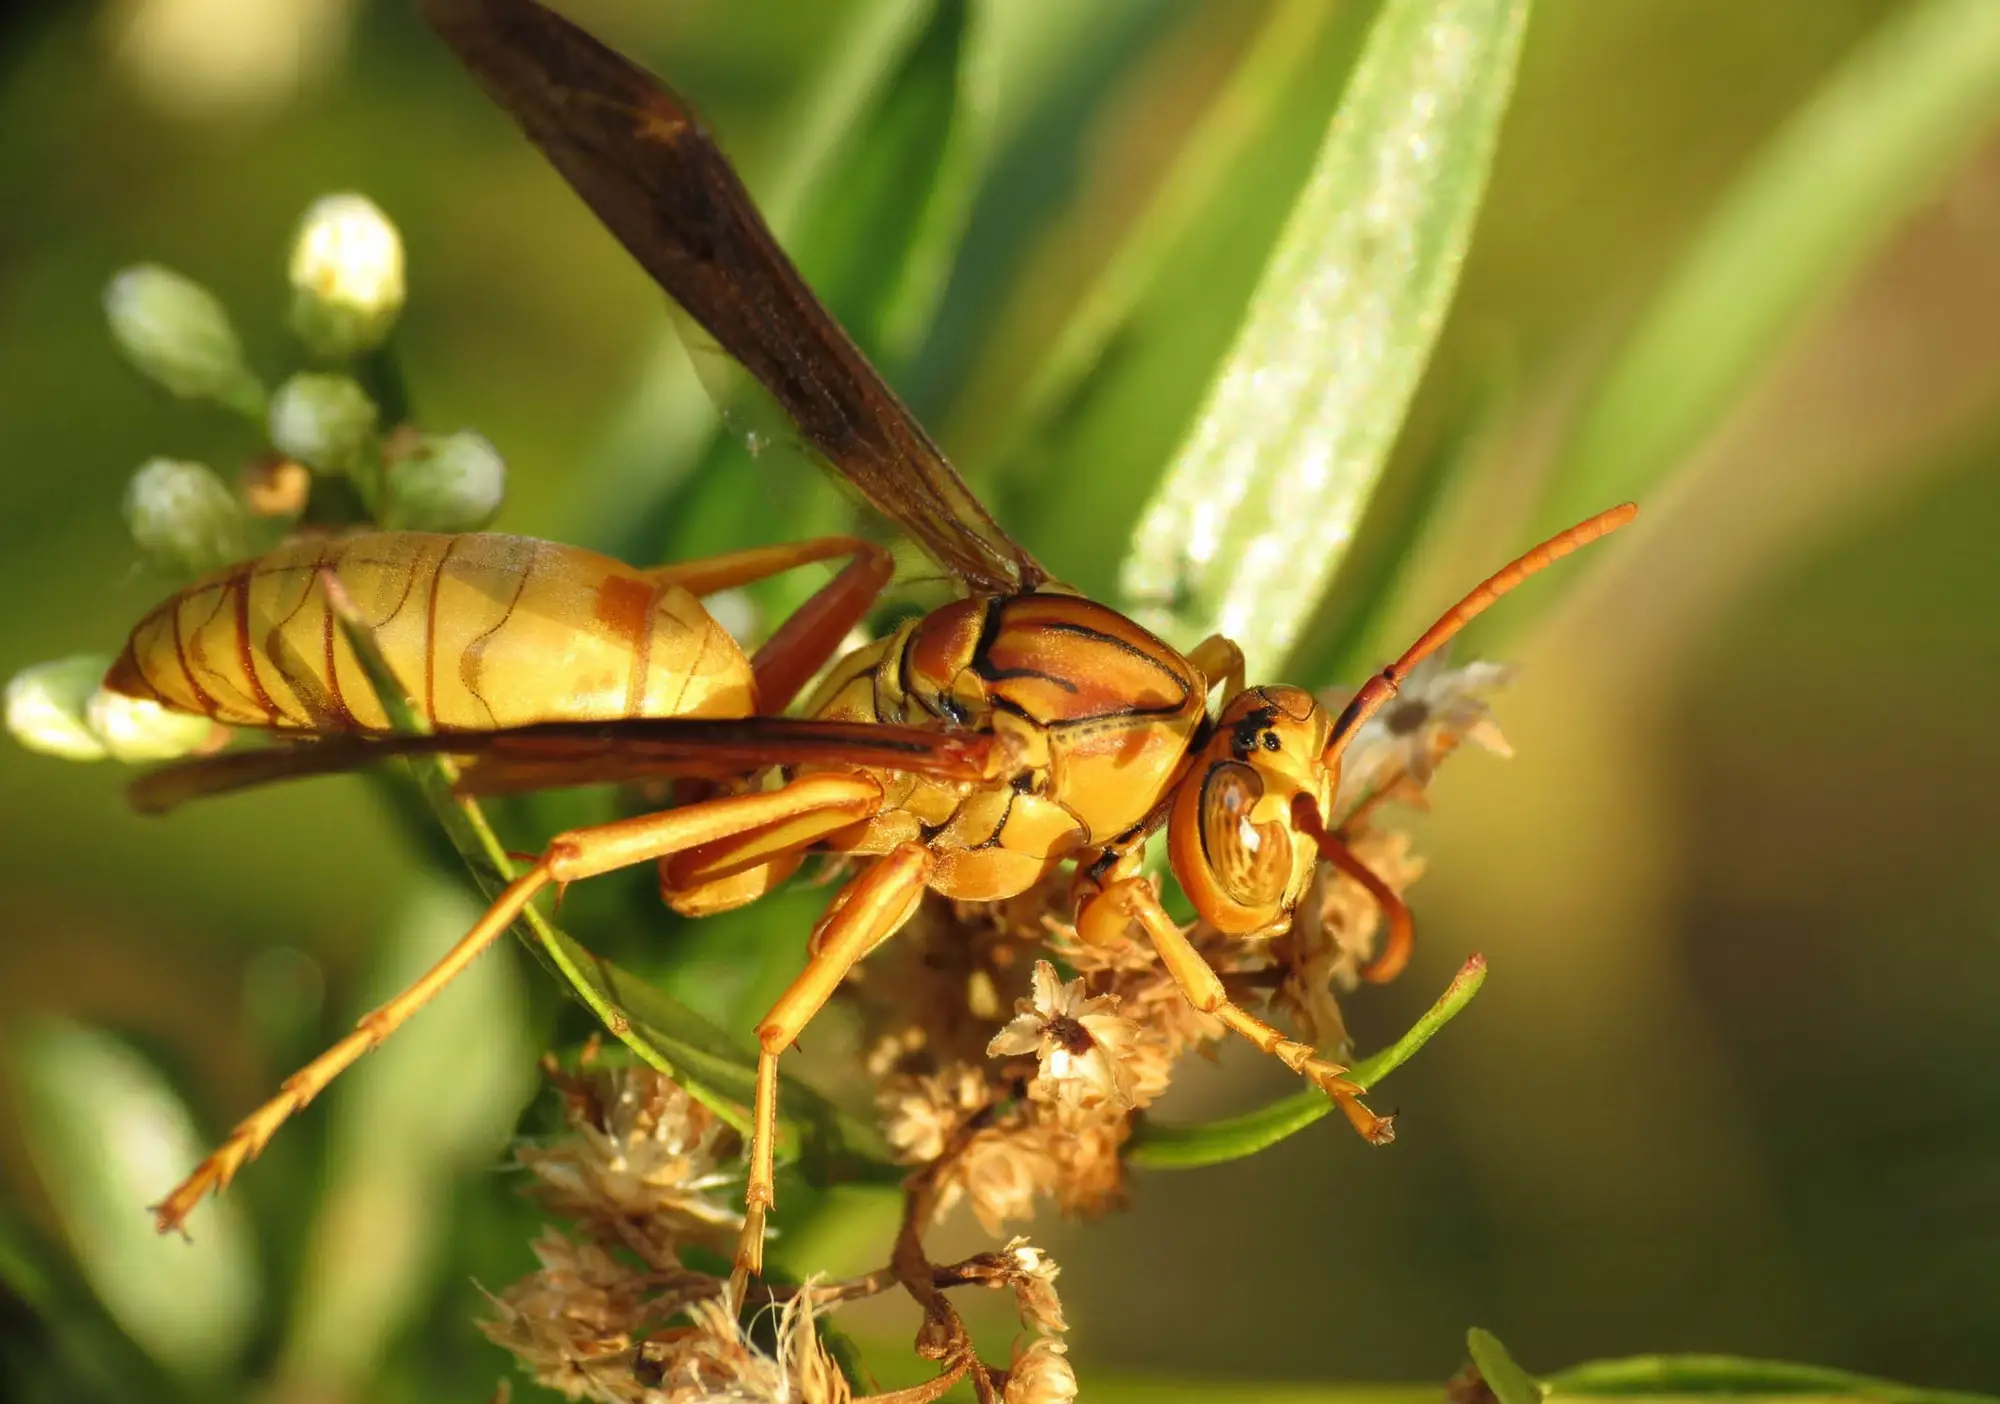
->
[987,961,1144,1110]
[479,1230,670,1402]
[880,1062,991,1166]
[1326,653,1514,817]
[644,1290,850,1404]
[1000,1238,1068,1335]
[515,1067,742,1253]
[938,1124,1063,1236]
[1004,1337,1078,1404]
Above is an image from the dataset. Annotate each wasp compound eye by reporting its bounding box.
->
[1197,761,1292,909]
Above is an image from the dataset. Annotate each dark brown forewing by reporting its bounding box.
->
[128,717,996,812]
[422,0,1045,595]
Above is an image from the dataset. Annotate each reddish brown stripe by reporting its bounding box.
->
[259,555,335,727]
[318,547,358,728]
[169,598,218,717]
[626,579,665,718]
[459,538,534,728]
[424,535,464,728]
[590,572,656,719]
[669,611,707,718]
[230,563,279,722]
[374,544,426,630]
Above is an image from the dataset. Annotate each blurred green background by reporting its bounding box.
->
[2,0,1997,1399]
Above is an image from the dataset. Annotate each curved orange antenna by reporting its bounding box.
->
[1323,503,1637,770]
[1291,795,1416,985]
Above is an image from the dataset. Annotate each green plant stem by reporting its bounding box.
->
[1126,952,1486,1170]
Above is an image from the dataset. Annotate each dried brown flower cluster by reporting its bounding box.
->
[482,658,1509,1402]
[860,656,1510,1241]
[481,1062,1079,1403]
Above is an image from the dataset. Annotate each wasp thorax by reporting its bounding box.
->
[1168,685,1335,935]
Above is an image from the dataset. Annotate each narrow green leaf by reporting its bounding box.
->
[989,0,1347,472]
[12,1021,259,1381]
[1088,1384,1439,1404]
[989,5,1375,597]
[1537,0,2000,536]
[0,1198,193,1403]
[1547,1355,2000,1404]
[1126,953,1485,1170]
[1469,1329,1546,1404]
[1288,349,1518,688]
[1120,0,1531,678]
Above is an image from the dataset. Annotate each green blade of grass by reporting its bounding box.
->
[1119,0,1531,678]
[1547,1355,2000,1404]
[1469,1330,1546,1404]
[1536,0,2000,537]
[986,0,1349,475]
[11,1021,260,1382]
[987,5,1376,598]
[0,1204,194,1403]
[1125,953,1485,1170]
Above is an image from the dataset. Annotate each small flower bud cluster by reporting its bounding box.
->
[5,656,218,763]
[99,190,505,564]
[10,191,519,774]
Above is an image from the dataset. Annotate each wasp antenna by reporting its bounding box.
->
[1323,502,1638,767]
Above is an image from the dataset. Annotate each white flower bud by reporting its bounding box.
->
[6,657,112,761]
[123,458,253,578]
[85,687,217,762]
[288,194,406,356]
[268,372,379,475]
[103,265,265,415]
[383,430,505,532]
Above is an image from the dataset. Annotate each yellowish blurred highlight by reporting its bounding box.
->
[106,0,356,119]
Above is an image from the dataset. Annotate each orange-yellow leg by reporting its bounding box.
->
[1186,633,1246,699]
[1081,876,1395,1145]
[152,772,886,1235]
[731,842,934,1293]
[642,535,893,711]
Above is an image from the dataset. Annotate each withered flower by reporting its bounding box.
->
[880,1062,991,1166]
[944,1124,1064,1236]
[988,960,1143,1109]
[1001,1237,1068,1336]
[1004,1337,1078,1404]
[647,1289,850,1404]
[479,1230,676,1401]
[515,1066,741,1256]
[1328,652,1514,815]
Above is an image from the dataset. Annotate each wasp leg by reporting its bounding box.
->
[1185,633,1246,699]
[731,842,934,1299]
[152,773,886,1236]
[641,535,894,711]
[1082,876,1395,1145]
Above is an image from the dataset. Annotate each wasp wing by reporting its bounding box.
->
[128,717,996,813]
[422,0,1044,595]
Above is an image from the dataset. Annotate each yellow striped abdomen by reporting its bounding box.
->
[104,532,755,731]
